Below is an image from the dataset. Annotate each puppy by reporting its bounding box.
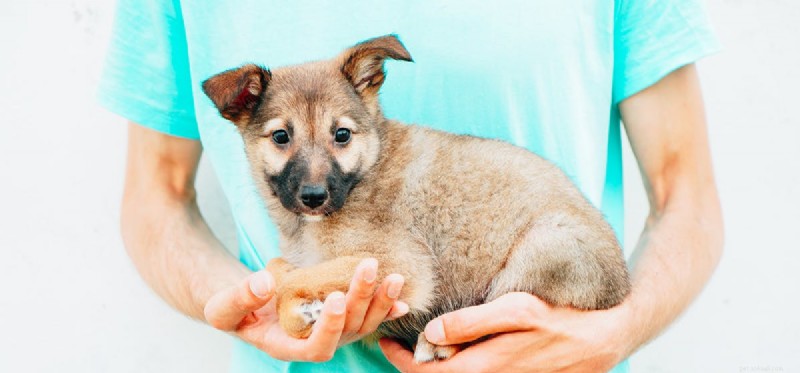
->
[202,35,630,363]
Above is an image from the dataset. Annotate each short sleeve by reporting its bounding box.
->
[98,0,199,139]
[613,0,721,104]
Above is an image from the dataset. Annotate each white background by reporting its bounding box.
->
[0,1,798,372]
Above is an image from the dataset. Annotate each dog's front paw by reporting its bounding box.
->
[413,332,460,363]
[297,299,324,325]
[278,294,324,338]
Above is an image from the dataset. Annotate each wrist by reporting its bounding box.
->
[195,259,253,313]
[607,292,650,360]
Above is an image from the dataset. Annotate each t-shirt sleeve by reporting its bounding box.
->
[612,0,721,104]
[98,0,199,139]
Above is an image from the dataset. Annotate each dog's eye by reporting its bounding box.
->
[272,130,290,145]
[334,128,351,144]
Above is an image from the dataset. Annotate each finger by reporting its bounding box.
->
[204,270,275,331]
[385,300,410,321]
[303,291,347,361]
[343,258,379,334]
[379,338,465,373]
[358,274,406,333]
[423,292,542,345]
[379,338,418,372]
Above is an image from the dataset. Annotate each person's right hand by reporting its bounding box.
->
[203,259,408,362]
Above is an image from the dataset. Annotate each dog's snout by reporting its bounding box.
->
[300,185,328,209]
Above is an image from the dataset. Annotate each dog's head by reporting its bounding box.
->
[202,35,412,220]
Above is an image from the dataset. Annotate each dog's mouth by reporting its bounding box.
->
[302,213,325,223]
[295,205,335,222]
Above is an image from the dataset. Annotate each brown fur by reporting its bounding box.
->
[202,35,630,361]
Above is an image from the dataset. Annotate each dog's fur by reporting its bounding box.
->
[202,35,630,362]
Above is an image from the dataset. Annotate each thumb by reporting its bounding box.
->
[204,270,275,331]
[423,292,542,345]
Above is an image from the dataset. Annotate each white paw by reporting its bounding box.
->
[434,345,457,360]
[296,299,323,325]
[413,332,458,363]
[413,339,435,364]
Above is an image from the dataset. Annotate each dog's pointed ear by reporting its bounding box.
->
[202,64,271,125]
[339,34,412,99]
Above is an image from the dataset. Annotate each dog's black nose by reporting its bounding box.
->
[300,185,328,209]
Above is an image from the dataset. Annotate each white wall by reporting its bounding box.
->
[0,1,797,372]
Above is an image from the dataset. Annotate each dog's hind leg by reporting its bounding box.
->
[485,211,630,310]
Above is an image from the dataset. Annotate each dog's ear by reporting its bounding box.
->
[339,34,412,100]
[202,64,271,125]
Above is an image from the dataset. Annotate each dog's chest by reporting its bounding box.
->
[281,227,325,268]
[281,220,375,269]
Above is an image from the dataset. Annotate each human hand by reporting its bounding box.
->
[379,292,633,372]
[204,259,408,362]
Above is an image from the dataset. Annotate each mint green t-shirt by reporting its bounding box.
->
[99,1,719,372]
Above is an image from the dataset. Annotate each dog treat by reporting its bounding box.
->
[203,34,631,363]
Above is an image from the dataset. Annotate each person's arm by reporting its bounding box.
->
[121,123,408,362]
[121,122,248,318]
[380,64,723,372]
[617,63,724,349]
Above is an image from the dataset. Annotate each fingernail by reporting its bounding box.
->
[362,259,378,284]
[390,301,409,318]
[387,276,404,299]
[425,319,445,344]
[249,272,273,298]
[329,292,346,315]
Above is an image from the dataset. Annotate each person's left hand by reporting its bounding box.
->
[379,292,634,373]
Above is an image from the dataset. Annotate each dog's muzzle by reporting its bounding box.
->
[299,185,328,209]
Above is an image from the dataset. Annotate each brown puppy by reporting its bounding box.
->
[202,35,630,363]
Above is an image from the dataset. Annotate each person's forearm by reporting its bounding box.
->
[121,185,250,319]
[122,192,249,319]
[613,64,725,357]
[621,185,723,354]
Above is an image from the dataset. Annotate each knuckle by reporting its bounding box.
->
[231,291,252,311]
[341,323,360,336]
[321,350,335,361]
[356,324,376,336]
[506,293,537,314]
[316,317,344,336]
[324,322,344,335]
[505,292,531,305]
[353,283,375,299]
[508,302,531,322]
[375,290,395,306]
[366,301,393,320]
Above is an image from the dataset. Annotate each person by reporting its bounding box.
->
[100,0,724,372]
